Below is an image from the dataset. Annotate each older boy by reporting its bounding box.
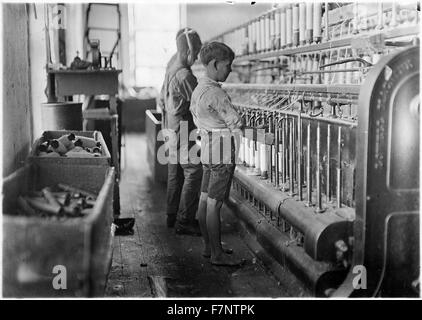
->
[190,42,244,266]
[158,28,203,235]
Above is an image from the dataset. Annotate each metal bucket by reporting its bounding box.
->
[41,102,83,131]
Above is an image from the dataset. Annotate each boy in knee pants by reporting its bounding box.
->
[190,42,244,265]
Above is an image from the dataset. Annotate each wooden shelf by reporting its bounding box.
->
[48,69,122,74]
[233,25,420,63]
[223,83,361,96]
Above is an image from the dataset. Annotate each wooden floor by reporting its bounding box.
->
[105,133,296,298]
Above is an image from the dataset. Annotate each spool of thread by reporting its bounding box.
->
[249,140,255,167]
[299,3,306,45]
[41,187,62,209]
[254,20,259,53]
[38,143,49,154]
[275,9,281,49]
[57,183,97,200]
[306,3,313,43]
[286,5,293,47]
[269,12,275,50]
[292,4,299,47]
[260,143,267,177]
[57,133,76,151]
[50,139,67,155]
[239,137,244,163]
[265,14,271,51]
[63,200,82,216]
[260,16,266,52]
[255,142,261,173]
[280,8,286,48]
[248,24,253,55]
[313,3,322,42]
[25,197,62,215]
[75,136,100,148]
[372,53,381,65]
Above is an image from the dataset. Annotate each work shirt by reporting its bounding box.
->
[190,76,243,165]
[159,59,198,134]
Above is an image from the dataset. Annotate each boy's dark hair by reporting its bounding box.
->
[199,41,235,66]
[176,28,202,58]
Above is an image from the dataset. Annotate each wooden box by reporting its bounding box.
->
[29,130,111,168]
[2,163,115,297]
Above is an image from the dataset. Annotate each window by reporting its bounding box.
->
[128,3,183,91]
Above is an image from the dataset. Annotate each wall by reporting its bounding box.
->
[2,3,32,177]
[29,3,86,138]
[186,2,272,41]
[28,3,48,139]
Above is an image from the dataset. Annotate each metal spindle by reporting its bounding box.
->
[326,124,331,203]
[316,121,324,212]
[281,117,287,191]
[289,118,295,196]
[297,105,303,200]
[306,122,312,206]
[337,126,342,208]
[275,113,280,187]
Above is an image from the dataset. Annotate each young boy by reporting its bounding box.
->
[190,42,244,266]
[158,28,203,235]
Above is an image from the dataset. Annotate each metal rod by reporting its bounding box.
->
[326,124,331,203]
[292,117,297,182]
[269,113,274,182]
[315,121,324,212]
[337,126,342,208]
[306,121,312,206]
[275,114,280,187]
[289,118,295,196]
[281,117,287,190]
[297,107,303,201]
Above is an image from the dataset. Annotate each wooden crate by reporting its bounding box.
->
[2,163,115,297]
[28,130,111,167]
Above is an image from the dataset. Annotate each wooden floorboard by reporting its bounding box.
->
[105,133,292,298]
